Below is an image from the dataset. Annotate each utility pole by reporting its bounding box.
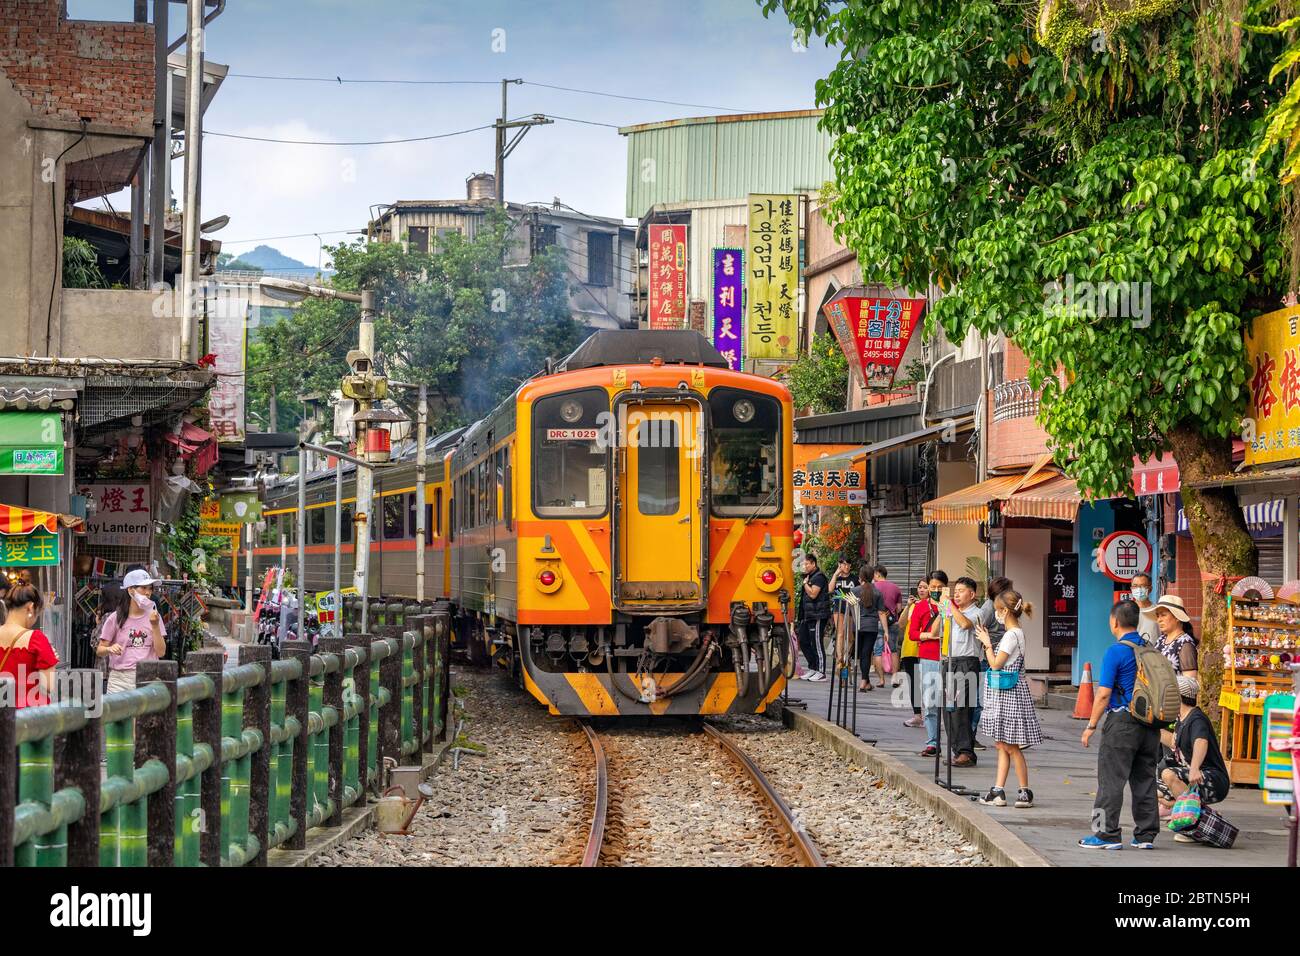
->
[148,0,168,286]
[179,0,204,362]
[493,78,552,206]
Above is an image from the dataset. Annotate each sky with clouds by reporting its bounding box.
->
[71,0,839,267]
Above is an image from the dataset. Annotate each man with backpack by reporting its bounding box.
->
[1078,599,1178,850]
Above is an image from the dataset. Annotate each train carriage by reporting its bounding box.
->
[229,330,794,717]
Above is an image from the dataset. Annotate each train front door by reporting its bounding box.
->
[617,402,704,607]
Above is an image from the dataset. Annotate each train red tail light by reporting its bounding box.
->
[538,569,556,586]
[760,569,777,585]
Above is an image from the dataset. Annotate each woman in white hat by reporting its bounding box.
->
[95,568,167,694]
[1141,594,1198,682]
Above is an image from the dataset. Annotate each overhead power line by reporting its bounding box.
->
[205,123,495,146]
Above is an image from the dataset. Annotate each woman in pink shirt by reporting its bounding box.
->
[96,569,167,694]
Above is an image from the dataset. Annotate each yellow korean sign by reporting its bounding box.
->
[1245,305,1300,466]
[746,194,799,360]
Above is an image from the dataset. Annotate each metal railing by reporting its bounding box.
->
[991,378,1040,422]
[2,603,452,867]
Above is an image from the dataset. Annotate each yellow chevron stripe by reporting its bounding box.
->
[564,673,620,716]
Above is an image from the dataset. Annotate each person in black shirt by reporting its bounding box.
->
[1159,675,1231,842]
[852,565,889,691]
[828,557,859,671]
[796,554,830,681]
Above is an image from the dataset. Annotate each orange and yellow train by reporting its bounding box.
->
[232,330,794,717]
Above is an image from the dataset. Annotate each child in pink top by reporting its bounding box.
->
[96,569,167,694]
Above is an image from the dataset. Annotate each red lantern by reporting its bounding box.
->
[792,529,803,547]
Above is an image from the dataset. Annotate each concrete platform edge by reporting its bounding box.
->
[781,707,1053,868]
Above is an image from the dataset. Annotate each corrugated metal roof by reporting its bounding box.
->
[622,111,835,217]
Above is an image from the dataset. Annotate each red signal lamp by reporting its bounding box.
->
[760,569,778,585]
[538,569,556,587]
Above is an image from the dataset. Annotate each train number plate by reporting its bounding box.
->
[546,428,598,441]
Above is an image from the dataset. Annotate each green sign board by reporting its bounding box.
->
[221,492,262,524]
[0,412,64,476]
[1,528,59,566]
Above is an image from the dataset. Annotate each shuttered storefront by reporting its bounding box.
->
[1256,536,1283,586]
[873,514,932,592]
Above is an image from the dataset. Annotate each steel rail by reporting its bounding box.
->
[578,722,607,867]
[700,722,825,868]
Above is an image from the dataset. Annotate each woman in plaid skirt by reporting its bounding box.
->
[974,589,1043,809]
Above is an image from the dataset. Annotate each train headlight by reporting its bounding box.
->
[732,399,755,423]
[536,565,563,593]
[559,399,583,423]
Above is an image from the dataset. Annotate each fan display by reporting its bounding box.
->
[1230,576,1275,600]
[1276,580,1300,604]
[1221,596,1299,784]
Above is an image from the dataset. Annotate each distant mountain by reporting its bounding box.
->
[227,244,334,279]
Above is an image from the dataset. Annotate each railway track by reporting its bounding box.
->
[577,719,824,867]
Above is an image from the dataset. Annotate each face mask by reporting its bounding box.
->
[132,592,154,613]
[995,610,1007,626]
[1131,587,1149,602]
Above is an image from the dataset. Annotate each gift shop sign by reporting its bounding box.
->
[1095,530,1152,584]
[823,288,926,390]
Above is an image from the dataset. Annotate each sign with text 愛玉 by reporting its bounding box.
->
[823,289,926,390]
[0,411,64,476]
[81,482,151,548]
[746,194,799,360]
[1245,305,1300,466]
[0,528,59,567]
[792,443,868,506]
[648,224,687,329]
[711,247,744,371]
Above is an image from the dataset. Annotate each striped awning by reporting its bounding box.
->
[1003,474,1082,521]
[0,503,85,535]
[1245,498,1285,531]
[922,475,1032,524]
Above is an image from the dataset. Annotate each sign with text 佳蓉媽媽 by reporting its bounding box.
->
[0,528,59,567]
[648,224,687,329]
[711,247,743,371]
[823,289,926,390]
[0,411,64,476]
[746,194,798,360]
[1245,304,1300,466]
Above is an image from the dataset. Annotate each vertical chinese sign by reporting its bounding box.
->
[746,194,798,360]
[208,296,248,443]
[822,289,926,389]
[1245,304,1300,466]
[648,224,687,329]
[81,483,152,548]
[711,247,743,370]
[1044,552,1079,647]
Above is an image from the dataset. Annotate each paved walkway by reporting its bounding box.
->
[781,668,1295,867]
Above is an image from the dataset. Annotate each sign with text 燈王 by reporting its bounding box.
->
[82,482,151,548]
[746,194,798,360]
[711,247,743,371]
[648,224,687,330]
[1245,304,1300,466]
[823,289,926,390]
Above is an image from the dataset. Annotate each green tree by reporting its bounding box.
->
[246,208,584,433]
[761,0,1290,710]
[784,332,849,413]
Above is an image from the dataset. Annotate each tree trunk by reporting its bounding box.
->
[1166,425,1257,723]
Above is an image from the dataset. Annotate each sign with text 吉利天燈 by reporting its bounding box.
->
[711,248,743,371]
[746,194,798,360]
[823,289,926,390]
[1044,552,1079,647]
[82,482,151,548]
[1245,304,1300,466]
[648,224,687,329]
[0,412,63,476]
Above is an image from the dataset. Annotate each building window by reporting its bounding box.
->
[587,232,613,287]
[407,226,429,254]
[533,222,558,252]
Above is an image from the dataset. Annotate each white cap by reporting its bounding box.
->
[122,568,160,589]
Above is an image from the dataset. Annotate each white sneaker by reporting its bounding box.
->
[806,670,826,682]
[1173,832,1196,843]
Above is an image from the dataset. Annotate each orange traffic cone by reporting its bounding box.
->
[1072,662,1095,720]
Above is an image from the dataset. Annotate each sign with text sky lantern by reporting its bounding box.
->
[648,224,687,329]
[746,194,798,360]
[1245,304,1300,466]
[711,247,743,370]
[823,289,926,389]
[81,482,150,548]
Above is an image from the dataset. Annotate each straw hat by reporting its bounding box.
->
[1140,594,1190,623]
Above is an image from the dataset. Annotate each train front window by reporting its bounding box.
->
[709,388,780,517]
[533,388,609,518]
[636,419,679,515]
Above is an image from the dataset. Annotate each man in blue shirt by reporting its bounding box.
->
[1078,600,1161,850]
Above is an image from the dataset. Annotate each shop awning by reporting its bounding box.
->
[1186,464,1300,491]
[806,415,975,471]
[923,474,1030,524]
[1003,474,1082,521]
[164,422,218,476]
[0,503,85,535]
[0,411,64,476]
[1131,454,1179,495]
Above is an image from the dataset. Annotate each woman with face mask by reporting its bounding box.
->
[96,568,167,694]
[1130,574,1159,645]
[974,589,1043,809]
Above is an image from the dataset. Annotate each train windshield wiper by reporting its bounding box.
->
[742,484,779,525]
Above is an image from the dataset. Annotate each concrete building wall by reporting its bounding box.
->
[1005,527,1051,671]
[61,288,181,360]
[933,458,982,581]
